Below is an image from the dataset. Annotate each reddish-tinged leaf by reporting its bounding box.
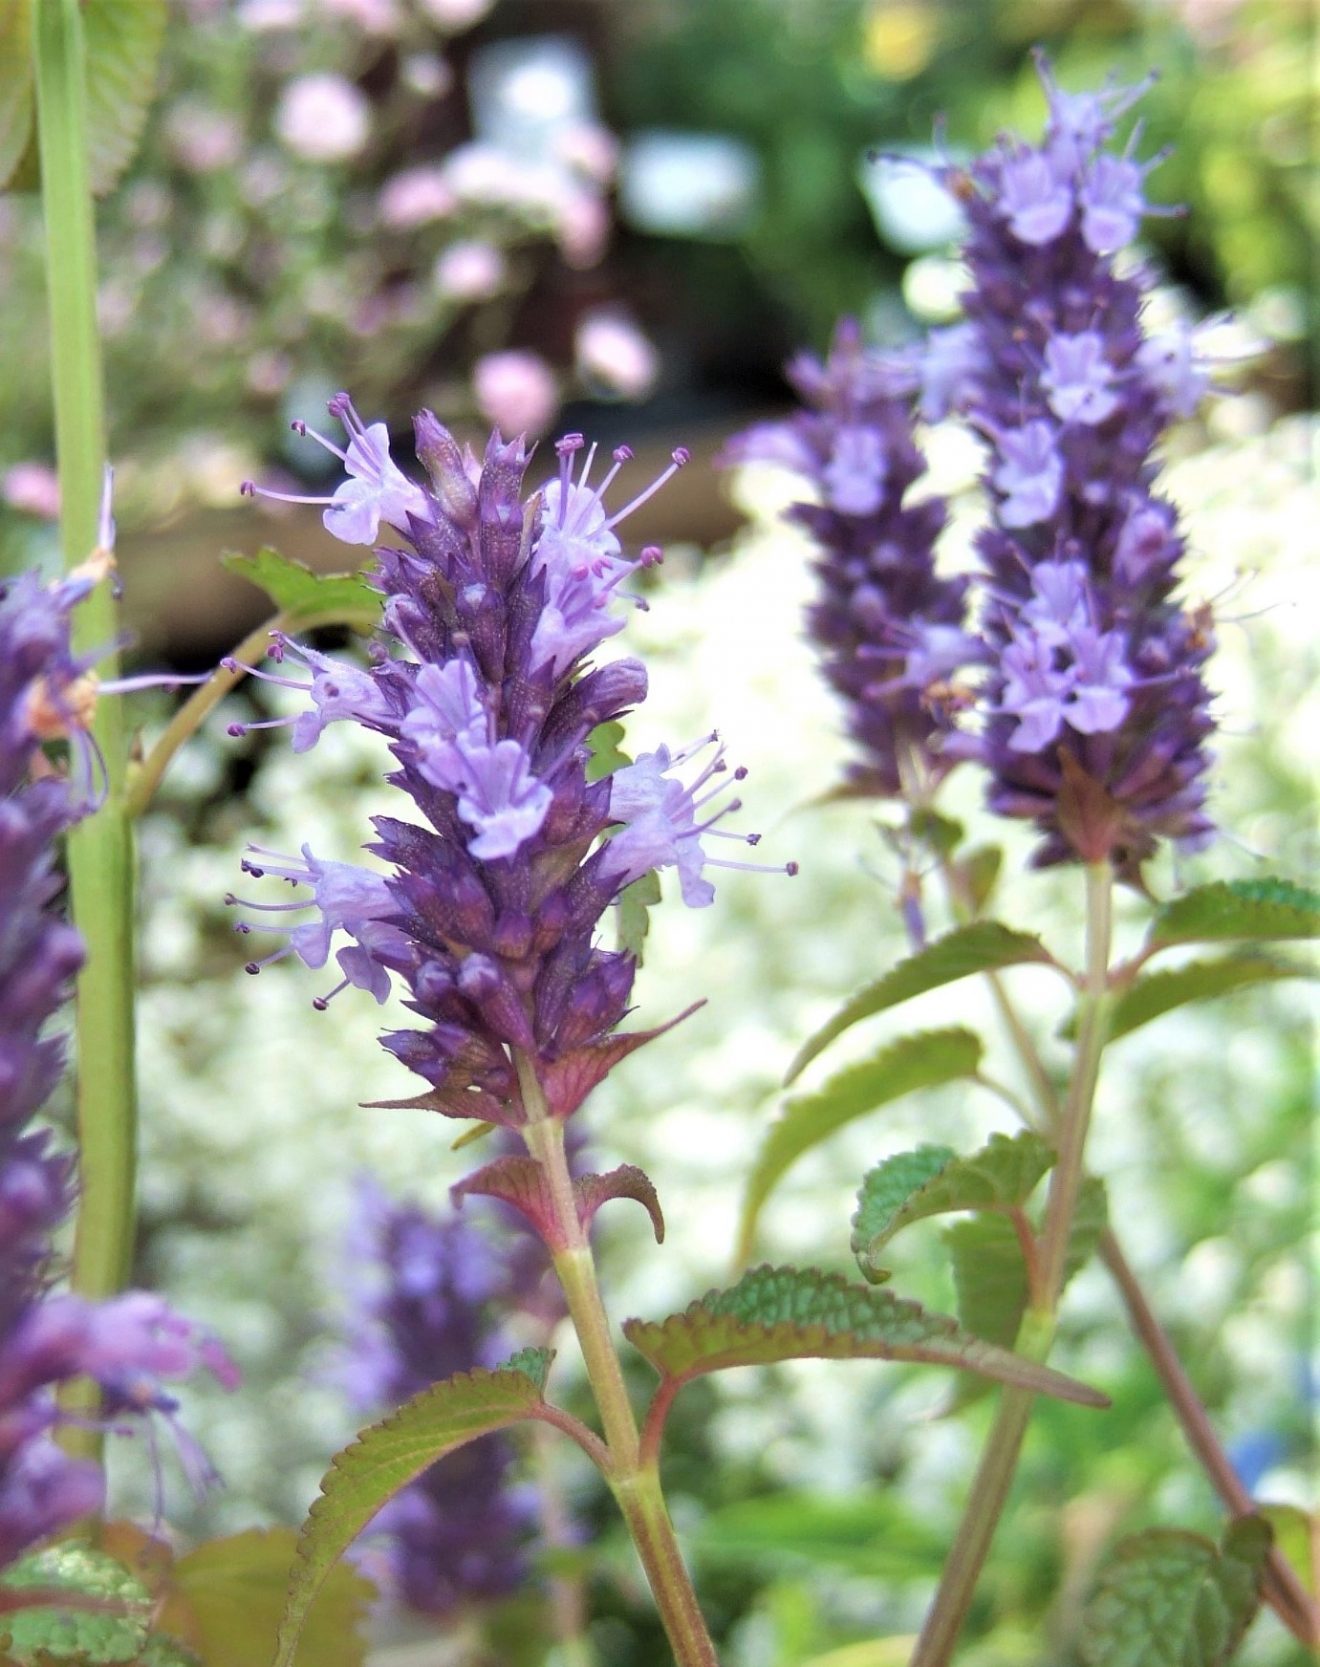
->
[452,1155,560,1245]
[539,1002,704,1119]
[577,1164,665,1242]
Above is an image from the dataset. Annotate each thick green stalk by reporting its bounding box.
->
[910,863,1113,1667]
[516,1060,719,1667]
[34,0,137,1460]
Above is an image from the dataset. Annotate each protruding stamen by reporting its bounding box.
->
[605,447,690,529]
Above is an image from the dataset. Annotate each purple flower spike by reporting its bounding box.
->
[721,320,976,801]
[333,1178,544,1616]
[930,55,1215,872]
[236,403,793,1123]
[1,569,235,1561]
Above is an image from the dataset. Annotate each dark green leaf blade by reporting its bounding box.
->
[1077,1517,1270,1667]
[273,1352,553,1667]
[623,1265,1107,1407]
[0,0,33,192]
[220,547,380,626]
[853,1131,1055,1282]
[1147,878,1320,952]
[83,0,167,196]
[1105,953,1313,1042]
[785,924,1052,1084]
[738,1028,984,1263]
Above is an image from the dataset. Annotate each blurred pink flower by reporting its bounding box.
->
[323,0,401,31]
[378,165,456,228]
[575,313,659,399]
[401,52,453,97]
[246,351,293,397]
[433,240,506,300]
[416,0,494,30]
[555,121,619,185]
[2,463,60,521]
[472,351,559,436]
[238,0,302,27]
[275,74,371,163]
[556,189,609,268]
[165,102,244,173]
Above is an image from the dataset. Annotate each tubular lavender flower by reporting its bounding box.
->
[721,319,977,801]
[940,55,1216,874]
[0,568,236,1565]
[334,1177,543,1617]
[234,396,795,1127]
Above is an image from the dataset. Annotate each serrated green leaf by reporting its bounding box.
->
[585,719,630,781]
[273,1352,553,1667]
[220,547,379,626]
[0,0,33,192]
[785,925,1052,1083]
[1104,953,1313,1042]
[1078,1517,1270,1667]
[163,1529,369,1667]
[1147,878,1320,952]
[853,1132,1055,1281]
[739,1028,983,1263]
[136,1635,200,1667]
[622,1265,1106,1406]
[616,870,661,960]
[945,1174,1108,1352]
[0,1545,150,1663]
[83,0,166,196]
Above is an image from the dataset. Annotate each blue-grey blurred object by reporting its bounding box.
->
[620,131,761,239]
[467,34,598,156]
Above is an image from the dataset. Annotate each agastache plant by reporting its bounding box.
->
[0,564,236,1564]
[233,393,1116,1667]
[724,53,1317,1667]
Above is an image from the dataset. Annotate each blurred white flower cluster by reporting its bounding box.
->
[128,416,1315,1540]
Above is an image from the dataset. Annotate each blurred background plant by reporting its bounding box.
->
[3,0,1314,1662]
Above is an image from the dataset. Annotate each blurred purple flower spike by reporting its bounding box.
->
[721,319,977,801]
[0,568,236,1563]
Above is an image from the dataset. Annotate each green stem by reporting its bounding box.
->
[516,1059,718,1667]
[35,0,136,1465]
[910,863,1113,1667]
[124,607,374,818]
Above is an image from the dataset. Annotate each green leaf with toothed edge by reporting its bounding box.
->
[1077,1517,1270,1667]
[852,1131,1056,1283]
[738,1027,983,1264]
[272,1351,553,1667]
[1100,953,1314,1042]
[1146,878,1320,952]
[585,719,630,781]
[785,925,1053,1084]
[220,547,380,625]
[622,1266,1107,1407]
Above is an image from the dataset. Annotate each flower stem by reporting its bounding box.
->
[515,1059,719,1667]
[910,862,1113,1667]
[34,0,136,1467]
[940,851,1317,1647]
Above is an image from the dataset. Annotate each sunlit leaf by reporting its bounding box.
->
[273,1352,553,1667]
[1258,1504,1316,1597]
[1146,878,1320,952]
[853,1131,1055,1281]
[623,1265,1107,1406]
[220,547,379,626]
[161,1529,370,1667]
[785,925,1052,1083]
[739,1028,983,1263]
[0,0,33,192]
[0,1544,150,1662]
[585,719,630,781]
[82,0,167,197]
[616,869,662,961]
[1077,1517,1270,1667]
[1103,953,1313,1042]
